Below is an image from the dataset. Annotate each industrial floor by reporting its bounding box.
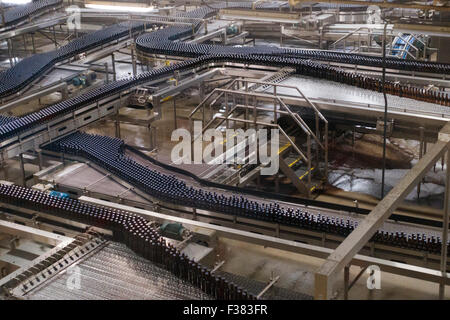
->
[83,84,447,214]
[219,238,450,300]
[1,31,448,299]
[32,145,449,299]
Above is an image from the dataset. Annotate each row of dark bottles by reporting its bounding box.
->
[280,48,450,74]
[0,0,61,27]
[2,2,449,143]
[0,183,256,300]
[0,21,148,99]
[44,131,449,257]
[136,38,450,106]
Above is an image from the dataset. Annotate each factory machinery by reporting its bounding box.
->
[0,0,450,300]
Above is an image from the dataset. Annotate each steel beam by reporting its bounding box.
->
[440,150,450,298]
[0,82,68,113]
[0,14,68,41]
[290,0,450,11]
[220,9,301,23]
[187,28,226,44]
[79,196,450,288]
[394,23,450,38]
[0,220,72,246]
[152,68,223,101]
[314,121,450,300]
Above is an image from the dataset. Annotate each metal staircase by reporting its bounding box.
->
[189,77,328,198]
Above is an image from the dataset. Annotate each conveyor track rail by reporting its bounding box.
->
[0,2,449,149]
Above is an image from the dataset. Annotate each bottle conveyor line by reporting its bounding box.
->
[0,0,62,30]
[0,2,449,151]
[39,131,450,261]
[0,63,212,161]
[32,143,450,270]
[0,182,258,300]
[0,21,149,99]
[0,2,450,299]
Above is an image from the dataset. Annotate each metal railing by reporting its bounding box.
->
[189,78,329,197]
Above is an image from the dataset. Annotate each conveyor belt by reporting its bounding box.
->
[0,21,148,98]
[0,3,449,145]
[134,3,450,103]
[43,132,449,257]
[23,240,310,300]
[0,183,258,300]
[0,0,62,28]
[0,115,16,126]
[260,75,450,116]
[123,145,442,230]
[135,3,449,75]
[25,242,213,300]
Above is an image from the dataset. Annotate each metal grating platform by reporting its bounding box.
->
[24,242,213,300]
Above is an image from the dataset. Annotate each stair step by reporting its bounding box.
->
[310,178,327,194]
[278,142,292,155]
[288,156,301,167]
[298,166,315,180]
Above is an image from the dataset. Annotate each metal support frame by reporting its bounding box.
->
[6,38,13,67]
[314,122,450,300]
[0,82,70,113]
[0,65,208,160]
[440,151,450,299]
[131,46,137,77]
[0,220,72,247]
[19,153,26,186]
[115,109,121,139]
[343,265,368,299]
[173,95,177,129]
[211,260,225,273]
[111,53,116,81]
[104,62,109,84]
[0,14,68,42]
[78,196,450,294]
[187,28,226,44]
[220,9,302,24]
[290,0,450,11]
[189,78,329,196]
[151,68,223,121]
[33,152,450,271]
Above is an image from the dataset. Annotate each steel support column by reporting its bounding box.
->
[31,32,36,54]
[19,153,26,186]
[7,38,13,67]
[111,53,116,81]
[131,46,137,77]
[314,122,450,300]
[440,151,450,299]
[173,96,177,130]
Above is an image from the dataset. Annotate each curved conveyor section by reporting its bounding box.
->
[44,132,448,257]
[0,183,257,300]
[135,3,450,104]
[1,2,450,143]
[1,2,449,102]
[135,3,450,74]
[0,21,148,98]
[0,0,62,28]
